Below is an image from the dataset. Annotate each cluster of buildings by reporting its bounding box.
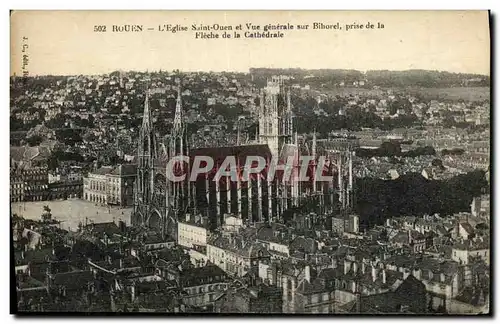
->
[9,145,139,207]
[82,165,136,206]
[322,91,489,127]
[350,126,490,179]
[10,70,490,204]
[423,100,490,127]
[11,72,490,314]
[130,76,357,241]
[10,71,261,160]
[10,164,82,203]
[13,190,490,313]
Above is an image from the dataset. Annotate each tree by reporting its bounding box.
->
[431,159,444,169]
[87,114,95,128]
[355,170,487,227]
[25,135,44,146]
[380,141,401,157]
[46,113,67,129]
[47,150,85,170]
[55,129,83,146]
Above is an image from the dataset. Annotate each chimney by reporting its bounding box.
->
[185,213,191,223]
[382,269,386,284]
[131,284,136,302]
[344,260,351,274]
[305,265,311,283]
[371,266,378,282]
[408,230,412,244]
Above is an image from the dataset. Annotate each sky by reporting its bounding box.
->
[10,10,490,76]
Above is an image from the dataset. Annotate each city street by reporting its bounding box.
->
[11,199,132,231]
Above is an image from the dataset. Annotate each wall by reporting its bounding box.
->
[178,222,208,249]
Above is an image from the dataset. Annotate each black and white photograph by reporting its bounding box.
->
[9,10,491,315]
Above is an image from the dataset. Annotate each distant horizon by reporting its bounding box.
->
[11,67,491,78]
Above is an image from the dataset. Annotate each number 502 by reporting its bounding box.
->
[94,25,107,32]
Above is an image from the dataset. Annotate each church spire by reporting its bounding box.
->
[133,88,156,228]
[173,83,183,133]
[169,80,189,217]
[287,88,291,112]
[142,90,152,129]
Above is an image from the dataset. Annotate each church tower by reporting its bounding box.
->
[168,81,190,215]
[133,91,157,226]
[259,76,294,158]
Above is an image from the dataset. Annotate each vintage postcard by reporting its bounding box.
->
[10,10,490,315]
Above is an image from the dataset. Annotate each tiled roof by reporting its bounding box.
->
[144,233,173,245]
[52,270,94,290]
[189,144,272,175]
[15,247,54,265]
[453,238,489,251]
[93,166,113,175]
[460,222,475,235]
[84,221,120,237]
[11,146,40,162]
[410,230,425,241]
[211,235,270,258]
[289,236,317,254]
[155,259,170,268]
[296,277,327,295]
[36,146,52,159]
[108,164,137,176]
[256,224,291,245]
[180,264,227,287]
[135,280,176,294]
